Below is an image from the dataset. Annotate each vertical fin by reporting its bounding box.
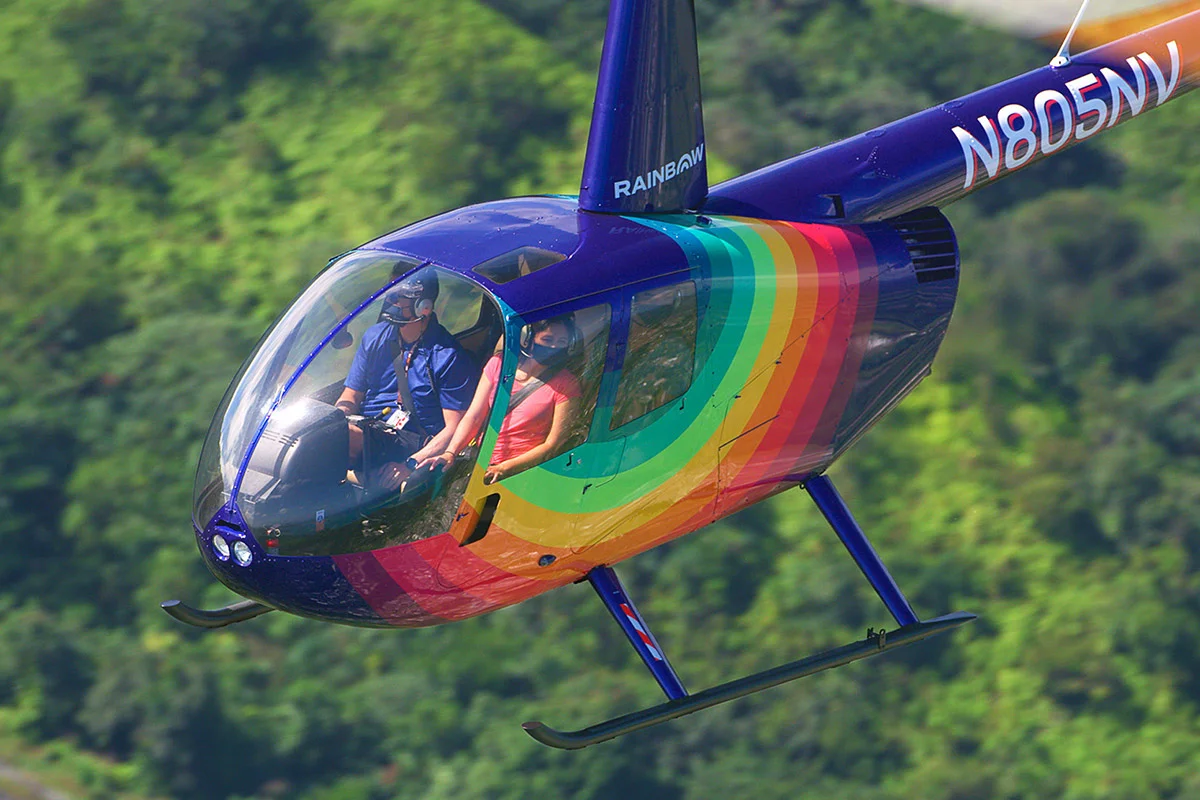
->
[579,0,707,214]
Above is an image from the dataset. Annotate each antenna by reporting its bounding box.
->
[1051,0,1094,67]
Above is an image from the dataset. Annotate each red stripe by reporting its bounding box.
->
[332,552,439,627]
[796,224,879,456]
[718,222,846,499]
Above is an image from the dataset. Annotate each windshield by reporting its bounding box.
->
[194,253,506,556]
[194,251,421,529]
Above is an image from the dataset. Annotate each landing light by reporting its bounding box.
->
[212,534,231,560]
[233,541,253,567]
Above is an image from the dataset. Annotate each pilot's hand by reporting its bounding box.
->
[376,461,412,491]
[420,452,455,471]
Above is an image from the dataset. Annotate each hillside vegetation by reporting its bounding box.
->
[1,0,1199,797]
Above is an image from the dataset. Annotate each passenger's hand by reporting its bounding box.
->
[483,462,511,484]
[376,461,411,491]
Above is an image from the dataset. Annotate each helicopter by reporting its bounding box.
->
[164,0,1200,749]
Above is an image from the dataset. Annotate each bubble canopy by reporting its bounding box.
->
[193,251,505,556]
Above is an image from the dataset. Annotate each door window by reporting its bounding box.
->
[481,303,611,481]
[611,281,698,430]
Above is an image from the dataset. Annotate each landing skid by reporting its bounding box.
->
[524,612,974,750]
[160,598,273,628]
[525,473,976,749]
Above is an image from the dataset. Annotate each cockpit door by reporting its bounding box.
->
[451,302,618,561]
[559,429,626,556]
[567,278,718,557]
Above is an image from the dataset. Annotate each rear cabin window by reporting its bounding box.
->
[474,246,565,285]
[611,281,697,430]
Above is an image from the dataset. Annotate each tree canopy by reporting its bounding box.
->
[1,0,1199,797]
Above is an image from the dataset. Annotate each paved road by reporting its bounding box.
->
[0,759,74,800]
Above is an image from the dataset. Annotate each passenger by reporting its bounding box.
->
[433,315,580,483]
[334,268,476,491]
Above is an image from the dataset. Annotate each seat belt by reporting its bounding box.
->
[506,366,561,415]
[388,334,437,439]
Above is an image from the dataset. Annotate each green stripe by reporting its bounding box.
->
[502,216,783,513]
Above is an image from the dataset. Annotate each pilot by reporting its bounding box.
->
[334,267,476,490]
[434,314,580,483]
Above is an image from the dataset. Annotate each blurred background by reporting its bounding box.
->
[1,0,1199,797]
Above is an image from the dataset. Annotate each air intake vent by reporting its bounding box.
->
[889,207,959,284]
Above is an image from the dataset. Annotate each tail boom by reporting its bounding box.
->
[705,12,1200,224]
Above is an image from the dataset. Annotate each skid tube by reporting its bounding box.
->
[161,598,274,629]
[523,611,975,749]
[526,473,977,749]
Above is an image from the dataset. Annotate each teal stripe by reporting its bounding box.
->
[500,215,781,512]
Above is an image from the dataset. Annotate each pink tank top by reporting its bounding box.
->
[483,355,581,465]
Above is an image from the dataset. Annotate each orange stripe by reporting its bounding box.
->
[714,225,843,502]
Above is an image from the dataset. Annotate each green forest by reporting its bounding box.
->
[1,0,1199,797]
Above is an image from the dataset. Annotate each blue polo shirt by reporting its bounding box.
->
[344,318,476,436]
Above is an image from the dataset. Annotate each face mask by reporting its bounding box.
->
[527,342,567,366]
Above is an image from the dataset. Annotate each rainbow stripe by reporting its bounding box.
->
[332,215,903,626]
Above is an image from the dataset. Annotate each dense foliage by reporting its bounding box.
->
[1,0,1198,797]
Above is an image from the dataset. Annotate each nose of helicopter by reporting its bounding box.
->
[190,498,551,628]
[190,503,385,625]
[193,502,495,627]
[186,249,521,627]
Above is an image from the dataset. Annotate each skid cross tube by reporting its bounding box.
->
[588,565,688,700]
[806,474,920,628]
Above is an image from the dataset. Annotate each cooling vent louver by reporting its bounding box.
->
[890,207,959,284]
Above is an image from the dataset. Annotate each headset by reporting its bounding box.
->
[380,268,439,325]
